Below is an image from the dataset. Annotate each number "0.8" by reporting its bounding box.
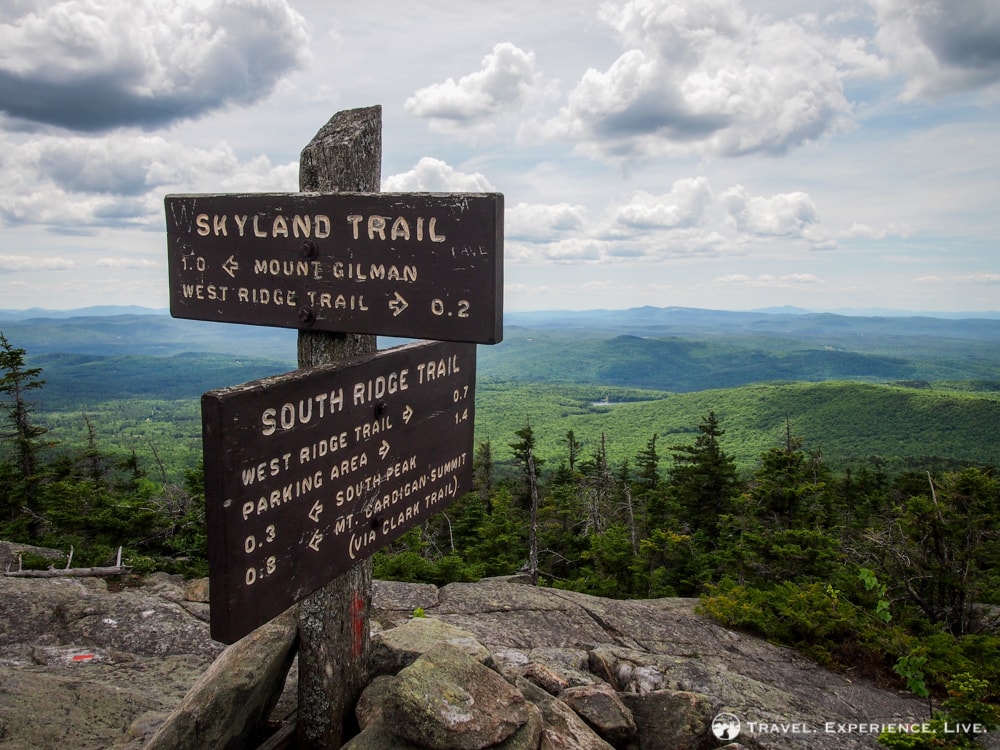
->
[245,555,276,585]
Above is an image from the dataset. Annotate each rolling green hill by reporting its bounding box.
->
[30,376,1000,482]
[4,306,999,480]
[475,380,1000,474]
[477,326,1000,389]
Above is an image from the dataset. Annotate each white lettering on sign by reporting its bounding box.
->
[181,283,229,301]
[299,432,350,464]
[425,474,461,511]
[253,259,323,279]
[261,389,346,436]
[328,451,370,480]
[345,215,446,242]
[235,287,300,306]
[240,453,293,486]
[330,262,417,282]
[352,370,409,406]
[240,470,324,521]
[382,501,422,536]
[195,213,332,239]
[303,291,370,310]
[416,355,461,383]
[430,452,467,482]
[354,415,392,441]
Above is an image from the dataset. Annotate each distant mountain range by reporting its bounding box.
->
[2,305,998,398]
[0,306,168,321]
[3,304,999,324]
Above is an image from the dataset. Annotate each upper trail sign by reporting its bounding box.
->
[165,192,503,344]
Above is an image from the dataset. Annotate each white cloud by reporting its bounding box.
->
[506,237,605,263]
[0,254,75,271]
[872,0,1000,100]
[612,178,712,230]
[96,257,158,269]
[506,202,587,241]
[841,221,914,239]
[715,272,822,286]
[382,157,496,192]
[0,0,309,131]
[721,185,818,236]
[504,175,844,265]
[0,132,297,229]
[917,272,1000,285]
[537,0,854,159]
[405,43,547,137]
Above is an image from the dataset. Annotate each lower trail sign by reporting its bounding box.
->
[201,339,476,644]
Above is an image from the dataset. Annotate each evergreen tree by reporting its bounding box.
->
[865,467,1000,635]
[509,424,542,511]
[634,433,660,492]
[750,425,831,526]
[717,425,840,586]
[472,439,495,508]
[667,411,739,538]
[564,430,582,473]
[510,424,542,581]
[0,332,48,534]
[467,488,525,576]
[578,433,616,535]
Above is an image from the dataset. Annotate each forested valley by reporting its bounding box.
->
[2,308,1000,746]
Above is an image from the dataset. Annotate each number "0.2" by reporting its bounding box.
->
[430,299,470,317]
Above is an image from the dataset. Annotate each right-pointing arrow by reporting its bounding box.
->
[388,292,409,316]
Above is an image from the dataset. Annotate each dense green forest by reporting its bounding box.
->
[3,308,1000,746]
[26,375,1000,485]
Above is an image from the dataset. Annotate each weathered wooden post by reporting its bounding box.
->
[167,102,502,750]
[296,104,380,749]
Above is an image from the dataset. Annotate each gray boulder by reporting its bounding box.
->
[517,678,615,750]
[370,616,491,676]
[558,682,637,746]
[140,605,298,750]
[386,643,529,749]
[619,690,715,750]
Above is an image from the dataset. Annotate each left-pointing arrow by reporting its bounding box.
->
[222,255,239,278]
[308,529,323,551]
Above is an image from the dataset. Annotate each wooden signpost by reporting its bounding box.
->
[166,104,503,748]
[165,192,503,343]
[201,340,476,644]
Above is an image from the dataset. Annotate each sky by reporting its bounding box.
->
[1,0,999,315]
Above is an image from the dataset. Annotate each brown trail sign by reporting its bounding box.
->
[201,339,476,644]
[165,192,503,344]
[169,105,502,747]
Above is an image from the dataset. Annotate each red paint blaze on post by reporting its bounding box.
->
[351,594,365,658]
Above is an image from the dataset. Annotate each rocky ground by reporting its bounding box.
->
[0,570,983,750]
